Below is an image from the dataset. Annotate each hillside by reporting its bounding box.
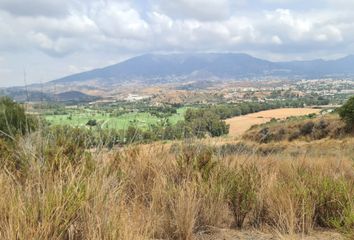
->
[0,97,353,239]
[54,91,99,102]
[0,128,353,240]
[1,88,98,102]
[49,53,354,86]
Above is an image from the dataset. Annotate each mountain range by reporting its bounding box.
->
[50,53,354,86]
[0,89,99,103]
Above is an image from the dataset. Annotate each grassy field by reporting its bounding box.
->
[225,108,322,137]
[1,134,352,239]
[1,99,353,239]
[45,107,188,129]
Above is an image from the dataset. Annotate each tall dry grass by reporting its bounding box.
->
[0,133,353,239]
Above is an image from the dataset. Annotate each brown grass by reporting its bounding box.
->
[0,134,353,240]
[226,108,321,137]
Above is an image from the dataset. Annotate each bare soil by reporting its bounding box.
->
[197,228,344,240]
[225,108,321,137]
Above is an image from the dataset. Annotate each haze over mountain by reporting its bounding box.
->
[49,53,354,86]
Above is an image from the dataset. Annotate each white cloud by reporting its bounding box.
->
[327,0,354,10]
[0,0,70,17]
[28,32,79,56]
[92,2,150,40]
[265,9,312,41]
[263,8,344,46]
[0,0,354,85]
[272,35,282,44]
[152,0,230,21]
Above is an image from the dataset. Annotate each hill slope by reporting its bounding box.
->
[50,53,354,86]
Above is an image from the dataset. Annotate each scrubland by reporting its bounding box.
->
[0,130,353,240]
[1,96,353,240]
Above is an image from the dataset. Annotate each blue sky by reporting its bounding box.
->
[0,0,354,87]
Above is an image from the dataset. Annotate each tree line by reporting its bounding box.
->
[0,96,335,147]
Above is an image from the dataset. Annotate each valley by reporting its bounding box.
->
[2,1,354,239]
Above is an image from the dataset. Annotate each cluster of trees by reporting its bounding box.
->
[79,98,334,146]
[197,98,328,121]
[107,105,178,118]
[0,94,341,148]
[267,91,331,105]
[148,106,177,118]
[114,108,229,144]
[75,108,229,146]
[184,108,229,137]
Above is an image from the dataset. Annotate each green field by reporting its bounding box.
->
[45,107,188,130]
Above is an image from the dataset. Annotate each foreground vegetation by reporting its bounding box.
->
[0,134,353,239]
[0,96,354,239]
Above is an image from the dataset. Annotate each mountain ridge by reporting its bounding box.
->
[50,53,354,85]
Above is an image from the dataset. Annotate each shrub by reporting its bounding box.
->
[338,96,354,129]
[0,97,37,138]
[311,120,329,140]
[288,131,301,141]
[86,119,97,127]
[223,165,260,228]
[314,177,353,229]
[300,121,314,135]
[258,127,273,143]
[218,142,253,156]
[175,144,217,180]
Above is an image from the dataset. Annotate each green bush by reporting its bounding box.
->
[223,165,260,228]
[0,97,37,138]
[184,108,229,137]
[338,96,354,129]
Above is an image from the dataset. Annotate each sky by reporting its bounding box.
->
[1,0,354,87]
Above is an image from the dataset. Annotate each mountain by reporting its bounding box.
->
[1,88,99,103]
[51,53,276,85]
[47,53,354,85]
[0,89,53,102]
[55,91,99,102]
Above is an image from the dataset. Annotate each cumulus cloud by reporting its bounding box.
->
[92,1,150,40]
[152,0,231,21]
[0,0,70,17]
[0,0,354,86]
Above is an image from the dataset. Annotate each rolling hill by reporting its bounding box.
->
[0,89,99,103]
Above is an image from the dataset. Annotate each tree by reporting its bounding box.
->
[338,96,354,129]
[0,97,37,138]
[86,119,97,127]
[184,108,229,137]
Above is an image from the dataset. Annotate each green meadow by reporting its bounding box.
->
[45,107,188,130]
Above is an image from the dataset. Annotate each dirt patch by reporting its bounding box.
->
[197,228,344,240]
[225,108,321,137]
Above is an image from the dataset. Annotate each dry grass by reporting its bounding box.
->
[226,108,321,137]
[243,114,348,143]
[0,133,353,240]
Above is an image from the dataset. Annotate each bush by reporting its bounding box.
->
[288,131,301,141]
[300,121,314,135]
[314,177,353,229]
[311,120,329,140]
[0,97,37,138]
[86,119,97,127]
[223,165,260,228]
[175,144,217,180]
[338,96,354,129]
